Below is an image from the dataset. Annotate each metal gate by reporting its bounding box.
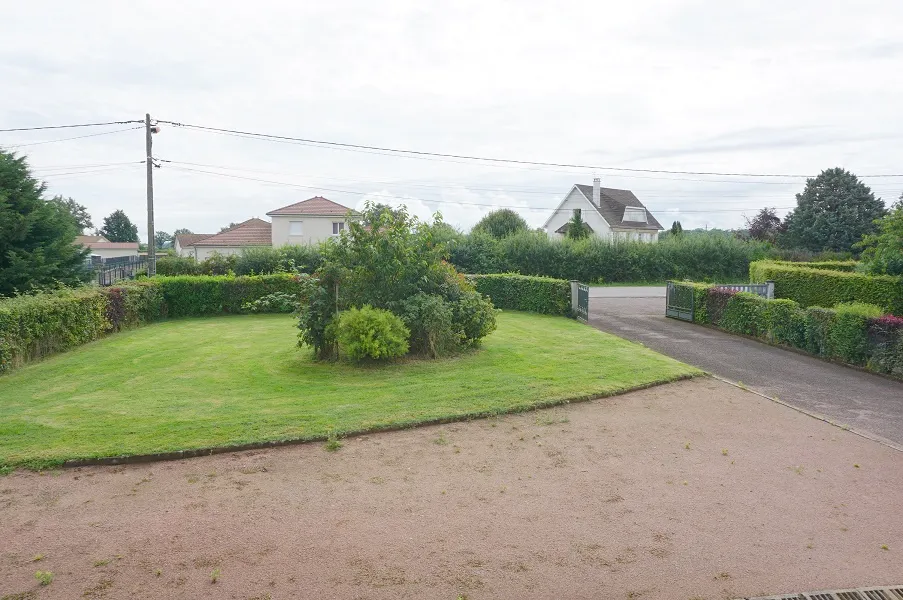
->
[576,283,589,322]
[665,281,694,321]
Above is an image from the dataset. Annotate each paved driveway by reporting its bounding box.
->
[588,288,903,448]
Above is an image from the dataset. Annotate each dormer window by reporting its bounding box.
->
[622,207,647,223]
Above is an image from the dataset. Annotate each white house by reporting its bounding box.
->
[173,233,214,257]
[188,218,272,260]
[266,196,358,246]
[74,235,140,260]
[543,179,663,242]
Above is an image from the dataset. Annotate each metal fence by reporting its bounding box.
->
[94,257,147,286]
[712,282,774,298]
[666,280,775,322]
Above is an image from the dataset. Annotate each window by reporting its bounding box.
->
[622,207,647,223]
[572,208,581,218]
[289,221,303,236]
[332,221,345,235]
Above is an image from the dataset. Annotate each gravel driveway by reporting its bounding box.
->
[2,378,901,600]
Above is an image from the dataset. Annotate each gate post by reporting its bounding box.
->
[570,280,579,313]
[766,280,775,299]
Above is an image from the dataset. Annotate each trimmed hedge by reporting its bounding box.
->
[767,260,859,272]
[750,260,903,315]
[671,281,903,378]
[0,274,306,374]
[467,274,571,315]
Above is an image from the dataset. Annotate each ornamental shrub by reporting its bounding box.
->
[762,299,806,348]
[867,315,903,376]
[241,292,300,314]
[829,302,885,365]
[331,305,409,362]
[467,274,570,315]
[233,245,323,276]
[719,292,766,336]
[804,307,836,356]
[704,287,738,326]
[392,293,460,358]
[155,256,203,276]
[749,260,903,314]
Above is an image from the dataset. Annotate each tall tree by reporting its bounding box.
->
[364,202,404,226]
[472,209,528,239]
[670,221,683,236]
[782,168,886,252]
[857,201,903,276]
[566,210,589,240]
[0,151,90,295]
[745,207,783,243]
[155,231,173,248]
[48,195,92,233]
[173,228,194,236]
[99,210,139,243]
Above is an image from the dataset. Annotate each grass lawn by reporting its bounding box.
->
[0,312,699,471]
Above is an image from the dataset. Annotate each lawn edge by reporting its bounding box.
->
[7,371,701,472]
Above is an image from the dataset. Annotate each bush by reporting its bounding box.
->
[766,260,858,272]
[719,292,766,336]
[763,299,806,348]
[804,307,836,356]
[750,260,903,314]
[867,315,903,376]
[155,256,202,276]
[102,281,166,331]
[453,289,498,346]
[156,273,303,317]
[829,302,885,365]
[704,287,737,326]
[0,288,107,374]
[331,306,409,362]
[241,292,300,314]
[468,274,571,315]
[233,245,323,276]
[393,293,460,358]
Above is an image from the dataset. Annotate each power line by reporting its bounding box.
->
[163,163,792,214]
[157,119,903,179]
[40,164,144,179]
[1,126,143,149]
[0,120,143,133]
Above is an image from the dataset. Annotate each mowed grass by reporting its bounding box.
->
[0,312,699,470]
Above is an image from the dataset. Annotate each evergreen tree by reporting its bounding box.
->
[0,151,90,295]
[670,221,683,236]
[99,209,139,242]
[48,195,92,233]
[782,168,886,252]
[566,210,589,240]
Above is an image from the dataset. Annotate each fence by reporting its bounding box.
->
[95,257,147,286]
[712,282,774,299]
[666,280,774,322]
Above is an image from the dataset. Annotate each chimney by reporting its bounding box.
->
[592,177,601,207]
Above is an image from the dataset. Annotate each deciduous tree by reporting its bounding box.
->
[99,210,139,243]
[48,195,92,233]
[472,209,528,239]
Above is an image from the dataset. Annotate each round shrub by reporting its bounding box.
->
[331,306,409,362]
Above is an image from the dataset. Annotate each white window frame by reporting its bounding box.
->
[332,221,345,235]
[289,221,303,236]
[622,207,647,223]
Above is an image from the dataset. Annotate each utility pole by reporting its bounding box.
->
[145,113,156,276]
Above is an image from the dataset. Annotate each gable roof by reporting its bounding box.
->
[193,218,272,247]
[554,221,594,235]
[266,196,355,216]
[174,233,214,248]
[573,184,663,231]
[75,235,109,245]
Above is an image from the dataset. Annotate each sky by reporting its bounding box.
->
[2,1,902,240]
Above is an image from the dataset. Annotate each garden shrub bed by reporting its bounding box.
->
[671,282,903,378]
[0,273,305,374]
[467,273,571,316]
[749,260,903,314]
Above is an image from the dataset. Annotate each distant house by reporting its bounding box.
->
[267,196,358,246]
[189,218,272,260]
[74,235,140,261]
[543,179,663,242]
[173,233,214,257]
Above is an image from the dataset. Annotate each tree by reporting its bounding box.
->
[155,231,173,248]
[472,209,528,239]
[48,195,92,233]
[745,207,783,243]
[857,201,903,276]
[566,210,589,240]
[173,228,193,236]
[670,221,683,236]
[0,151,91,295]
[220,222,240,233]
[363,202,404,226]
[99,210,139,243]
[782,168,886,252]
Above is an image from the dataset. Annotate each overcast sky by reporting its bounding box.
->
[2,1,902,239]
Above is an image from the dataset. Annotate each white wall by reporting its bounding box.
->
[173,240,195,257]
[88,247,139,260]
[271,215,347,246]
[544,187,613,240]
[192,246,258,261]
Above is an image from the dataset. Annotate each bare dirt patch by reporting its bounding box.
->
[1,377,901,599]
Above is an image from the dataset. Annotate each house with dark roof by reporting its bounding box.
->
[266,196,359,246]
[173,233,215,257]
[542,179,663,242]
[188,218,273,260]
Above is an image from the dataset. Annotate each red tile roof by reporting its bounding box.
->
[193,218,272,247]
[174,233,214,248]
[74,235,110,244]
[266,196,354,216]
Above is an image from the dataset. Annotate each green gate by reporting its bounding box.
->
[665,281,694,321]
[576,283,589,322]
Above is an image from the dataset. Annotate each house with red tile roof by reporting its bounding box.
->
[188,218,273,260]
[74,235,140,261]
[266,196,358,246]
[173,233,215,257]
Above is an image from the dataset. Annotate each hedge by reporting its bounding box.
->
[467,274,571,315]
[669,281,903,378]
[766,260,859,272]
[0,274,306,374]
[749,260,903,315]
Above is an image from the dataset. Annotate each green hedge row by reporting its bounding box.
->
[750,260,903,315]
[676,283,903,378]
[766,260,859,272]
[0,274,304,374]
[467,274,571,315]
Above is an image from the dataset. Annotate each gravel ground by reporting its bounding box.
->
[2,377,901,600]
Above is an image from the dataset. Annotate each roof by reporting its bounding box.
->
[266,196,355,216]
[193,218,272,247]
[554,221,594,235]
[574,185,663,231]
[74,235,109,244]
[174,233,214,248]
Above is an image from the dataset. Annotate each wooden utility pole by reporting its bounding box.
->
[145,113,156,276]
